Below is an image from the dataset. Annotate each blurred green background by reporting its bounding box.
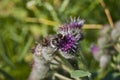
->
[0,0,120,80]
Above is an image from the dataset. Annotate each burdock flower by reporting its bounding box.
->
[90,44,111,69]
[58,17,84,40]
[90,44,103,61]
[99,54,111,69]
[111,21,120,42]
[90,44,99,54]
[56,17,85,58]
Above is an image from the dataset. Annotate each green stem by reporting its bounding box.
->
[77,51,92,80]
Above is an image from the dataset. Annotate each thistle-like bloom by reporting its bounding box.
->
[90,44,99,55]
[56,17,85,58]
[58,17,84,39]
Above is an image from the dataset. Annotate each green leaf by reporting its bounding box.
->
[0,69,15,80]
[18,37,33,61]
[117,53,120,63]
[70,70,91,78]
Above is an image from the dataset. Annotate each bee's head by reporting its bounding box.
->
[41,34,64,49]
[50,34,64,48]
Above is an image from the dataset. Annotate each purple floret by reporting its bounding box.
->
[58,34,77,53]
[69,18,84,29]
[90,44,99,54]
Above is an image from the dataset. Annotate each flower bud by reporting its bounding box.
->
[90,44,103,61]
[100,25,111,35]
[99,54,111,69]
[97,36,111,49]
[111,21,120,42]
[115,21,120,30]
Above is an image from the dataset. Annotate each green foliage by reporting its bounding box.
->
[71,70,91,78]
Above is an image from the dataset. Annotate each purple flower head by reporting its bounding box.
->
[56,17,84,58]
[90,44,99,54]
[58,17,84,31]
[58,17,84,41]
[58,34,78,53]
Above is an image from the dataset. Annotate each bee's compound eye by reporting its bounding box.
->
[72,30,76,34]
[57,34,64,39]
[52,39,57,45]
[51,38,58,48]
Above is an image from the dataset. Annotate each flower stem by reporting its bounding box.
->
[28,57,49,80]
[54,73,72,80]
[77,51,92,80]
